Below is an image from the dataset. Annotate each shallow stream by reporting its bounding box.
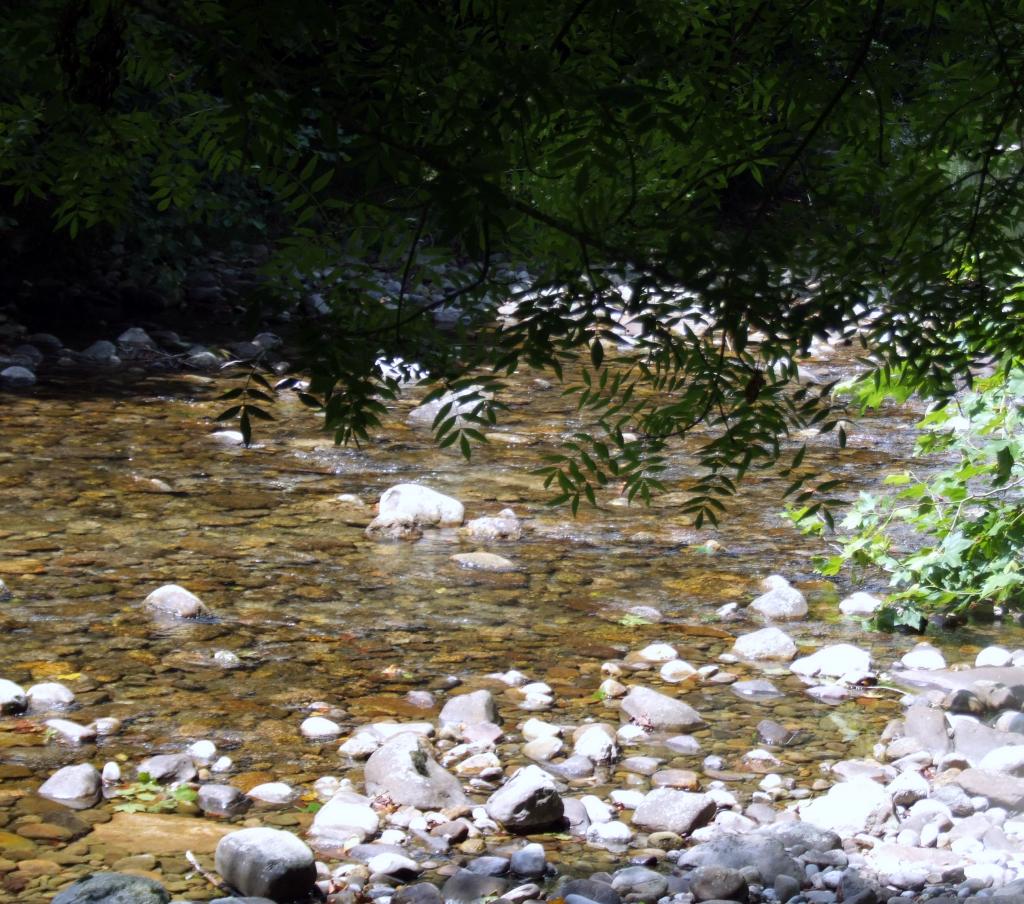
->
[1,351,1021,901]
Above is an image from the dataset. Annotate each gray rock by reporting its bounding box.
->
[467,855,509,876]
[82,340,118,362]
[0,365,36,387]
[364,732,468,809]
[118,327,156,348]
[393,883,444,904]
[953,717,1024,764]
[560,878,622,904]
[611,865,668,899]
[732,627,798,661]
[901,643,947,670]
[839,592,882,616]
[862,844,964,890]
[309,794,379,843]
[451,552,518,572]
[485,764,564,832]
[690,865,749,903]
[198,784,251,817]
[12,343,44,366]
[439,689,500,729]
[903,703,950,756]
[144,584,208,619]
[138,753,197,783]
[441,868,507,904]
[732,680,784,700]
[620,686,705,731]
[462,511,522,542]
[367,851,422,878]
[887,770,929,806]
[765,821,842,855]
[980,744,1024,775]
[632,788,716,835]
[562,796,591,835]
[38,763,101,809]
[665,734,702,755]
[374,483,464,527]
[798,778,892,834]
[0,579,9,601]
[750,583,808,621]
[930,784,975,817]
[0,678,27,714]
[26,332,62,351]
[954,768,1024,810]
[977,646,1014,668]
[543,754,595,780]
[52,872,170,904]
[215,827,316,901]
[45,718,96,746]
[775,874,802,904]
[681,833,802,884]
[509,842,546,878]
[188,350,222,370]
[791,644,870,678]
[894,666,1024,698]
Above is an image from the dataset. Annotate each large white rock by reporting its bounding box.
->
[636,643,677,663]
[376,483,464,527]
[485,765,564,831]
[979,745,1024,776]
[309,795,380,843]
[976,646,1013,668]
[450,552,518,572]
[732,628,798,661]
[521,718,560,741]
[900,643,946,671]
[27,682,75,710]
[632,789,716,835]
[462,510,522,542]
[660,660,698,683]
[0,678,28,714]
[620,686,704,731]
[38,763,102,809]
[839,592,883,616]
[363,732,468,809]
[301,716,342,739]
[44,719,96,746]
[440,690,499,728]
[247,782,299,805]
[215,827,316,900]
[863,844,964,890]
[791,643,870,677]
[749,581,807,620]
[143,584,208,619]
[799,778,892,835]
[573,725,618,763]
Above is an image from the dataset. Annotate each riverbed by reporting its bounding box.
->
[1,351,1020,902]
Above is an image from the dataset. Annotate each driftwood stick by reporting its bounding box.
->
[185,850,238,896]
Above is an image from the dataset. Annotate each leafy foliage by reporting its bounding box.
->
[5,1,1024,519]
[112,772,198,814]
[791,362,1024,628]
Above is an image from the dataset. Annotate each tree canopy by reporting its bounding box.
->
[4,0,1024,523]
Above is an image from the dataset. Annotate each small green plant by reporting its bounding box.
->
[112,772,199,813]
[789,364,1024,630]
[617,613,652,628]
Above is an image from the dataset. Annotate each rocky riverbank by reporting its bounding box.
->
[6,479,1024,904]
